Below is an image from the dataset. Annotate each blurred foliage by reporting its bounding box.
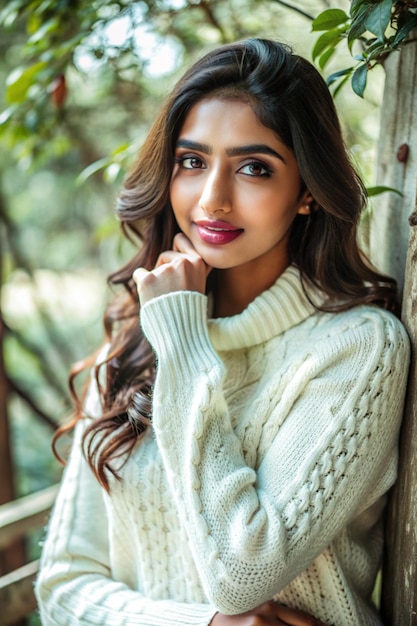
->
[0,0,390,502]
[0,0,320,168]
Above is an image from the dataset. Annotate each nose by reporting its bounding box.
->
[198,168,232,215]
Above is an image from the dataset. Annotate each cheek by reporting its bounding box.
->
[169,183,191,232]
[245,194,302,235]
[170,178,200,218]
[170,175,187,202]
[240,188,294,217]
[169,180,181,217]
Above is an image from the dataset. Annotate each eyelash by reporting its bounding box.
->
[239,161,273,178]
[175,156,204,169]
[175,155,273,178]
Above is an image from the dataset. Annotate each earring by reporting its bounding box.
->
[298,202,311,216]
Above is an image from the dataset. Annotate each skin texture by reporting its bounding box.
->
[210,601,326,625]
[133,98,324,625]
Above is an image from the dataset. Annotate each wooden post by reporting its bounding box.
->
[0,256,26,578]
[0,318,16,543]
[0,193,27,625]
[382,211,417,624]
[368,30,417,624]
[369,36,417,293]
[0,560,39,624]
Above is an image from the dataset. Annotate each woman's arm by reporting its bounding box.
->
[36,390,323,626]
[211,602,325,625]
[140,290,409,615]
[36,411,218,626]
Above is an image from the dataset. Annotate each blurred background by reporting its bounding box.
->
[0,0,386,622]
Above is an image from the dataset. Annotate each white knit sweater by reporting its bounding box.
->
[36,266,410,625]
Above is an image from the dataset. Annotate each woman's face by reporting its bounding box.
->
[170,97,311,278]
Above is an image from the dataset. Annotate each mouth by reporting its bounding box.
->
[194,220,244,245]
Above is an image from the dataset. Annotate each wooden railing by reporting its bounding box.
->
[0,485,58,625]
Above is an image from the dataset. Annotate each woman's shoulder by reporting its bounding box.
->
[310,303,410,367]
[329,303,407,338]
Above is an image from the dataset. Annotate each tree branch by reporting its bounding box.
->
[268,0,315,21]
[0,201,84,380]
[191,0,230,42]
[2,320,71,405]
[7,376,59,430]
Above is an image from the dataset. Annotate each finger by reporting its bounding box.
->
[154,250,181,268]
[173,232,198,255]
[132,267,149,286]
[154,249,209,274]
[274,604,326,626]
[173,233,213,277]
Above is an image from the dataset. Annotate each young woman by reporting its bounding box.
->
[36,38,409,625]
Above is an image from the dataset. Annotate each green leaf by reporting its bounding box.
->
[350,0,369,18]
[365,40,387,62]
[104,163,122,184]
[393,12,417,46]
[367,185,403,197]
[364,0,394,40]
[364,38,383,53]
[312,28,344,61]
[27,13,42,35]
[348,7,370,42]
[6,62,47,104]
[77,157,110,184]
[326,67,354,87]
[332,73,351,98]
[0,1,20,27]
[27,17,60,44]
[0,105,17,126]
[319,46,336,70]
[351,63,368,97]
[111,142,131,157]
[312,9,349,32]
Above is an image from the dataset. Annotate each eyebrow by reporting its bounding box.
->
[175,139,286,164]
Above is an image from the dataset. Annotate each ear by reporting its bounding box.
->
[297,190,314,216]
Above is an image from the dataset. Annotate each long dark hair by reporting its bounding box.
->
[54,38,397,490]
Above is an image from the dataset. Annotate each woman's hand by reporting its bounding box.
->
[210,601,326,626]
[133,233,211,306]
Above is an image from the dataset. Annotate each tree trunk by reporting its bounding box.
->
[371,32,417,625]
[382,211,417,624]
[370,38,417,294]
[0,191,27,626]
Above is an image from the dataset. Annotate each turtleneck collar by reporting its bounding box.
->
[208,266,326,351]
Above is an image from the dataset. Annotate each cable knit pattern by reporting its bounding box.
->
[36,266,410,625]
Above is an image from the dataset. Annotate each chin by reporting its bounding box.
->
[198,253,236,270]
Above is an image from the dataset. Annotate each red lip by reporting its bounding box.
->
[195,219,240,230]
[194,219,244,245]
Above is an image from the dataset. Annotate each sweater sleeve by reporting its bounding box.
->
[35,383,217,625]
[140,290,410,615]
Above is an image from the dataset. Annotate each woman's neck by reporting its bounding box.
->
[213,259,290,318]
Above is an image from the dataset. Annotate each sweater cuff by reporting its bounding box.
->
[140,291,221,381]
[145,600,217,625]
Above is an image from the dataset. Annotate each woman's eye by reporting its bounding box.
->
[239,161,272,177]
[177,156,204,169]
